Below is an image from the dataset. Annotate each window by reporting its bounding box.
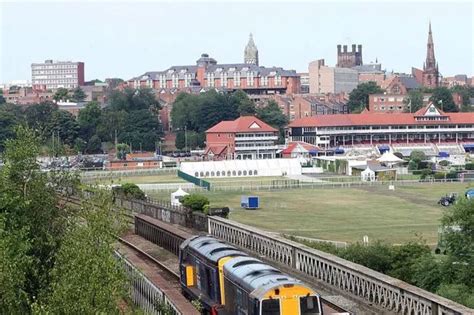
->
[234,72,241,86]
[262,299,280,315]
[275,75,282,86]
[300,296,321,315]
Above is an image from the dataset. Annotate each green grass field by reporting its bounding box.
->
[147,182,473,245]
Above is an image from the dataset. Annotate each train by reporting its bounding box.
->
[179,235,323,315]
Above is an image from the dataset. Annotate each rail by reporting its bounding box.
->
[115,250,181,315]
[208,216,473,315]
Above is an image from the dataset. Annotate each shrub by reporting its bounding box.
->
[181,194,210,212]
[465,163,474,170]
[434,172,446,180]
[114,183,146,200]
[439,160,450,167]
[408,160,418,170]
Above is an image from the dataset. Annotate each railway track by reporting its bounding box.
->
[60,194,350,314]
[117,236,179,281]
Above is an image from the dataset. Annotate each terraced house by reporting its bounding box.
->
[127,34,300,95]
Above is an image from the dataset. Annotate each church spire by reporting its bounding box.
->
[244,33,259,66]
[425,21,436,70]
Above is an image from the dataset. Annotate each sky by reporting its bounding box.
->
[1,0,473,83]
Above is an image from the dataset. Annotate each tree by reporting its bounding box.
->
[71,87,86,102]
[52,88,69,102]
[231,90,256,115]
[116,143,130,160]
[0,94,5,104]
[86,135,102,154]
[404,90,424,113]
[114,183,146,200]
[257,100,288,144]
[0,127,73,311]
[430,87,458,112]
[347,81,384,113]
[49,110,80,146]
[24,102,58,140]
[182,194,210,212]
[34,191,128,313]
[78,102,102,140]
[0,107,20,151]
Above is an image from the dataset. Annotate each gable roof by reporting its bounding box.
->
[206,116,278,133]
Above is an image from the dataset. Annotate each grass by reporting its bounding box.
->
[94,173,186,185]
[148,182,473,245]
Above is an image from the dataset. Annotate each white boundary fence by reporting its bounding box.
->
[208,217,473,315]
[115,251,181,315]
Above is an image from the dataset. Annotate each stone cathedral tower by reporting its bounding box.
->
[244,33,259,66]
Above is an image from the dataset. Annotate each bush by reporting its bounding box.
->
[465,163,474,170]
[181,194,209,212]
[439,160,450,167]
[434,172,446,180]
[408,160,418,170]
[114,183,146,200]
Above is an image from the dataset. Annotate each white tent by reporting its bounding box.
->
[361,166,376,182]
[171,187,189,206]
[377,152,404,167]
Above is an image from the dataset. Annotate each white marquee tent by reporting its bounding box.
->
[171,187,189,205]
[180,158,302,178]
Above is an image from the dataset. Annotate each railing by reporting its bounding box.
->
[115,251,180,315]
[81,167,178,181]
[208,217,473,315]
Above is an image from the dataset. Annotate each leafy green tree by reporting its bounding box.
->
[257,100,288,144]
[404,90,424,113]
[78,101,102,145]
[430,87,458,112]
[231,90,256,115]
[49,110,80,146]
[114,183,146,200]
[108,87,160,112]
[71,87,86,102]
[52,88,69,102]
[388,242,431,282]
[347,81,384,113]
[339,241,393,274]
[34,191,128,313]
[0,94,5,104]
[24,102,58,139]
[116,143,130,160]
[0,107,20,151]
[182,194,210,212]
[73,137,87,153]
[0,126,72,311]
[86,135,102,154]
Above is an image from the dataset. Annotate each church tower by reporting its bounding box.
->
[244,33,259,66]
[422,22,439,88]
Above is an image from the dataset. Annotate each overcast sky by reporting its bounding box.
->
[1,0,473,83]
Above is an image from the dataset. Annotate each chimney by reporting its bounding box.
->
[337,45,341,54]
[343,45,347,53]
[358,44,362,53]
[352,44,356,52]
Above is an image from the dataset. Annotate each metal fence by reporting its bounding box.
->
[177,170,211,190]
[115,250,181,315]
[81,167,178,182]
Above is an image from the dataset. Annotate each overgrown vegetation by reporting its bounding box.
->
[113,183,146,200]
[0,127,130,313]
[181,194,210,212]
[289,197,474,308]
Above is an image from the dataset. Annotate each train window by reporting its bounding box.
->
[300,296,321,315]
[262,299,280,315]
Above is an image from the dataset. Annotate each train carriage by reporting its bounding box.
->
[179,235,323,315]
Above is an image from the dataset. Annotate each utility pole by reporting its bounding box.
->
[184,125,188,153]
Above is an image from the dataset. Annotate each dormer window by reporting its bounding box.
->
[167,69,174,74]
[216,68,222,72]
[180,69,187,73]
[242,67,249,72]
[229,67,236,72]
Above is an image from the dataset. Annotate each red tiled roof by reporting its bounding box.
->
[289,106,474,128]
[282,141,319,154]
[206,116,278,133]
[204,145,228,155]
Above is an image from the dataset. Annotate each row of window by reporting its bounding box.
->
[373,105,404,111]
[33,79,78,84]
[194,170,259,177]
[32,64,77,70]
[33,70,77,75]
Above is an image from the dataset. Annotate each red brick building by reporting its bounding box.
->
[204,116,278,160]
[127,35,300,96]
